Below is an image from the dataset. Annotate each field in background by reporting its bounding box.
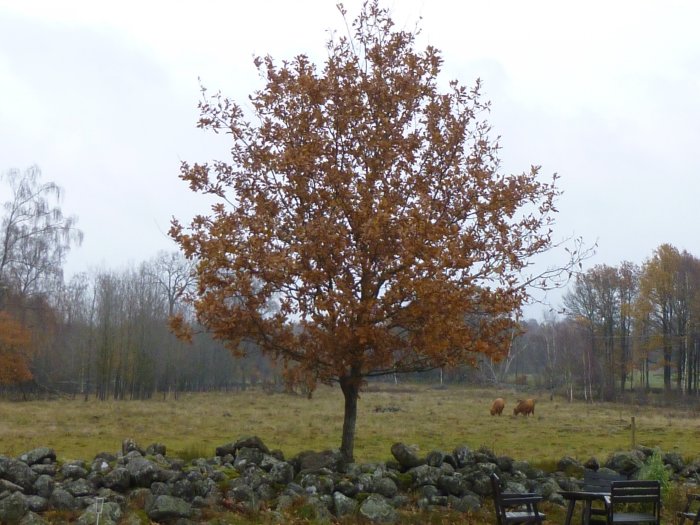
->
[2,384,700,465]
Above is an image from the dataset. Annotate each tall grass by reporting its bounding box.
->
[637,448,671,496]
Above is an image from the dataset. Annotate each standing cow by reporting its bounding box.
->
[490,397,506,416]
[513,398,536,416]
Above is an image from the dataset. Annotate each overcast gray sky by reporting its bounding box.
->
[1,0,698,318]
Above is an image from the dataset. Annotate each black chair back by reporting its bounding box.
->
[608,480,661,525]
[490,472,545,525]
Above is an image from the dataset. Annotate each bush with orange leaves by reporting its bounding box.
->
[0,311,33,385]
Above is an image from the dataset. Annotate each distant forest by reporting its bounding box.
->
[1,168,699,401]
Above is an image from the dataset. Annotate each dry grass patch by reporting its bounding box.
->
[1,385,700,465]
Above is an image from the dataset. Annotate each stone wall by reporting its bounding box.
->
[1,437,698,524]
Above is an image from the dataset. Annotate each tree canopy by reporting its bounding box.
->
[171,1,575,460]
[0,166,82,388]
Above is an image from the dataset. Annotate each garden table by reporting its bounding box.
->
[559,490,609,525]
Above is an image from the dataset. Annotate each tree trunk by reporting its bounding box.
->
[340,373,360,462]
[664,343,672,391]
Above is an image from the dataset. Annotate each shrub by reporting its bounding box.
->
[637,448,671,498]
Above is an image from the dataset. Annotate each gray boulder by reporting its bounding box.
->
[373,477,398,499]
[333,491,358,517]
[171,479,195,501]
[0,456,39,491]
[513,460,544,479]
[302,495,333,524]
[91,458,111,475]
[473,447,497,464]
[29,465,56,477]
[215,442,238,458]
[255,482,277,502]
[389,494,411,509]
[439,462,455,475]
[235,436,270,454]
[664,452,685,473]
[94,452,117,463]
[61,461,88,480]
[145,495,192,521]
[121,438,144,456]
[448,493,480,512]
[228,483,256,504]
[24,495,48,513]
[390,443,422,470]
[216,436,269,457]
[185,469,204,484]
[17,449,55,467]
[125,457,158,487]
[260,453,283,472]
[359,494,398,523]
[469,472,492,496]
[233,447,264,472]
[103,467,130,492]
[682,460,700,478]
[269,461,294,484]
[295,449,345,474]
[334,477,358,497]
[300,473,334,496]
[437,473,470,497]
[417,484,440,500]
[496,456,515,473]
[426,450,446,468]
[557,456,582,473]
[0,491,28,523]
[19,511,47,525]
[48,487,76,510]
[149,481,170,496]
[504,479,529,494]
[77,500,122,525]
[1,479,25,493]
[452,445,473,468]
[355,472,374,492]
[237,466,267,490]
[539,477,563,502]
[33,475,53,500]
[408,464,442,487]
[604,452,645,477]
[65,478,95,498]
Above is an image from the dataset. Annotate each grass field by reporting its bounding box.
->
[2,383,700,467]
[3,384,699,523]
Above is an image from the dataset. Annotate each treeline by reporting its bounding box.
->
[481,243,700,402]
[3,167,699,402]
[3,254,281,399]
[0,167,277,399]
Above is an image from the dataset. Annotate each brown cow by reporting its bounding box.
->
[490,398,505,416]
[513,398,535,416]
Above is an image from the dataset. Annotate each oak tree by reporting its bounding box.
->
[172,1,577,460]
